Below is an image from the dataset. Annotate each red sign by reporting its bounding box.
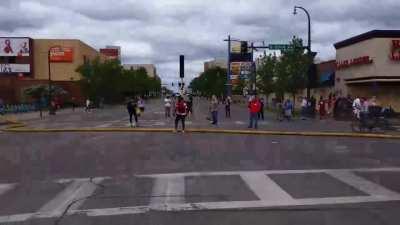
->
[390,40,400,61]
[100,48,119,60]
[49,47,73,62]
[335,56,373,70]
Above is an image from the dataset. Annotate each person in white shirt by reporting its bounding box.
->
[352,97,362,119]
[85,99,91,113]
[164,96,172,118]
[300,97,308,120]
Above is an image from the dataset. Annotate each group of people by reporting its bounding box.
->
[352,96,379,119]
[299,94,337,120]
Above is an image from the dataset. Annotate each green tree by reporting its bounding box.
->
[189,67,227,97]
[256,54,277,99]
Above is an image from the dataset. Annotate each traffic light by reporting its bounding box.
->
[240,41,248,54]
[179,55,184,78]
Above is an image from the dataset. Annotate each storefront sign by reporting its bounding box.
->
[390,40,400,61]
[335,56,373,70]
[0,64,30,73]
[49,47,73,62]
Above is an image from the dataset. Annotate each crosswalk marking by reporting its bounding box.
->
[37,178,103,217]
[150,176,185,205]
[240,172,294,202]
[326,170,400,197]
[0,183,15,196]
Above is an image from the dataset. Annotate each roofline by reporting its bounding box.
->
[334,30,400,49]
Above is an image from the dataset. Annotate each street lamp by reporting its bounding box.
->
[293,6,311,53]
[293,6,313,99]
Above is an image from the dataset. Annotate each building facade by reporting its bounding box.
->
[204,58,227,72]
[122,64,158,78]
[334,30,400,110]
[0,37,104,103]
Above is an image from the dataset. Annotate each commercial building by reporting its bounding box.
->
[334,30,400,110]
[122,64,158,78]
[0,37,105,103]
[204,58,227,72]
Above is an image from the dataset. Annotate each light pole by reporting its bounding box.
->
[293,6,313,99]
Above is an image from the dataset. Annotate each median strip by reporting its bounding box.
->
[3,124,400,139]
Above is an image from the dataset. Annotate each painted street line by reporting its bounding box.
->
[326,170,400,197]
[235,121,245,125]
[150,176,185,205]
[37,178,103,217]
[138,167,400,178]
[240,172,294,203]
[0,183,15,196]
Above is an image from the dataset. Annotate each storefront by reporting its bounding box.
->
[334,30,400,111]
[0,37,105,104]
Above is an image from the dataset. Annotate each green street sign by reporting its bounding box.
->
[268,44,293,50]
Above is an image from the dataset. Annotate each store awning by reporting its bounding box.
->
[345,76,400,84]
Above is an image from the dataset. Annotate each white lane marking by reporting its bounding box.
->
[73,206,149,217]
[0,183,16,196]
[150,176,185,205]
[240,173,294,202]
[37,178,102,217]
[55,177,110,184]
[235,121,245,125]
[327,170,400,197]
[0,213,33,223]
[138,167,400,178]
[95,123,113,128]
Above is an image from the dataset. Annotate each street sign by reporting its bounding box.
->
[268,44,293,50]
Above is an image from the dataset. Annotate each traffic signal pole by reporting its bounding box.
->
[225,35,232,97]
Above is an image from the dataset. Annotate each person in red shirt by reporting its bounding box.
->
[248,95,261,129]
[174,96,188,133]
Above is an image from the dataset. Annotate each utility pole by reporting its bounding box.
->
[224,35,232,97]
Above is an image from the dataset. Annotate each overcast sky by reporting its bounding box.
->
[1,0,399,89]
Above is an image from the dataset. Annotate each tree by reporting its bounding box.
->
[256,54,277,99]
[189,67,227,97]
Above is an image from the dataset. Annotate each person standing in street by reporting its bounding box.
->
[174,96,187,133]
[300,96,308,120]
[248,95,261,129]
[187,95,193,117]
[210,95,219,125]
[127,98,138,127]
[258,98,265,120]
[225,96,231,118]
[318,96,327,120]
[283,99,293,121]
[85,98,91,113]
[164,96,171,118]
[138,97,145,113]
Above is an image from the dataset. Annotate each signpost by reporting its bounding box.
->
[268,44,293,51]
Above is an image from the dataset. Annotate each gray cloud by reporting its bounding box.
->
[1,0,399,88]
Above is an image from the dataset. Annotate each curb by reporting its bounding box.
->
[3,126,400,139]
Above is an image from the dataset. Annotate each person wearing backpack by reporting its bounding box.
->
[127,98,138,127]
[174,96,187,133]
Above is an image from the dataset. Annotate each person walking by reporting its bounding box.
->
[85,98,91,113]
[174,96,187,133]
[138,97,145,113]
[187,95,193,116]
[258,98,265,120]
[248,95,261,129]
[300,97,308,120]
[210,95,219,125]
[318,96,326,120]
[225,96,231,118]
[283,99,293,121]
[127,98,138,127]
[164,96,172,118]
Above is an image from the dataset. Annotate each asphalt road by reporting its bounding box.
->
[1,98,400,225]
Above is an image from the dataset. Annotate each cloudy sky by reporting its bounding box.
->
[1,0,399,89]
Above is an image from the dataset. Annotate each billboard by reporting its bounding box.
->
[49,47,73,62]
[0,38,30,56]
[0,64,30,73]
[100,48,119,60]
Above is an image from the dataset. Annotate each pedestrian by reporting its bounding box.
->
[85,98,91,113]
[171,95,176,117]
[210,95,219,125]
[258,97,265,120]
[310,96,316,117]
[352,96,362,119]
[283,99,293,121]
[318,96,326,119]
[300,96,307,120]
[71,97,76,112]
[138,97,145,113]
[276,99,284,121]
[225,96,231,118]
[164,95,171,118]
[127,98,138,127]
[174,96,187,133]
[248,95,261,129]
